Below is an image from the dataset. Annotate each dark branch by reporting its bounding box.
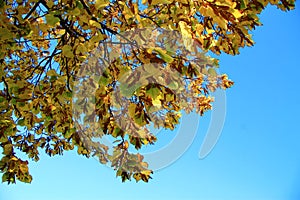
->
[24,0,42,20]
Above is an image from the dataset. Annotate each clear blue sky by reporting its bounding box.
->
[1,3,300,200]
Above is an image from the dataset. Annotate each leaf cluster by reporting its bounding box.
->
[0,0,294,183]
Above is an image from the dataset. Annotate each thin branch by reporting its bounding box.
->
[139,14,162,28]
[79,0,138,47]
[24,0,42,20]
[2,76,12,101]
[25,48,60,81]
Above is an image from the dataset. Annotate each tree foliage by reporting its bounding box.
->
[0,0,295,184]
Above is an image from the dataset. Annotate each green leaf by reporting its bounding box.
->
[0,135,8,143]
[120,83,140,98]
[134,114,147,126]
[76,0,84,9]
[45,14,60,26]
[165,93,175,102]
[112,128,122,137]
[167,81,179,90]
[62,45,74,58]
[208,68,217,76]
[99,76,110,86]
[64,91,73,98]
[153,48,174,63]
[17,119,25,126]
[65,128,75,139]
[240,0,248,9]
[0,96,5,103]
[2,172,9,183]
[146,87,161,99]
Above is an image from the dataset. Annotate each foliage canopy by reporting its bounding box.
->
[0,0,295,183]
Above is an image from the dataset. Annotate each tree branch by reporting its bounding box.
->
[24,0,42,20]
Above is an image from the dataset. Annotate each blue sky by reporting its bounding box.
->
[1,3,300,200]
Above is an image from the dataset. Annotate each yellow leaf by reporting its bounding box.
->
[232,9,243,19]
[141,170,152,176]
[46,69,57,76]
[0,119,11,123]
[206,28,214,35]
[133,173,142,182]
[214,17,227,30]
[89,20,101,28]
[195,24,204,37]
[180,0,189,3]
[56,29,66,35]
[179,21,192,38]
[123,5,134,20]
[151,0,172,5]
[215,0,233,6]
[10,156,18,161]
[95,0,109,9]
[141,138,149,145]
[128,103,137,118]
[50,105,56,111]
[205,6,215,17]
[152,94,163,108]
[179,21,194,50]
